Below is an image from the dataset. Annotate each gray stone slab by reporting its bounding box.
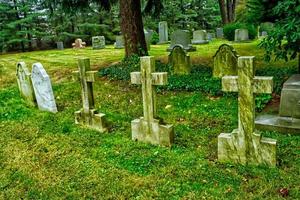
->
[192,30,209,44]
[92,36,105,49]
[56,41,64,50]
[216,28,224,38]
[167,30,196,52]
[114,36,124,49]
[234,29,249,42]
[158,21,168,44]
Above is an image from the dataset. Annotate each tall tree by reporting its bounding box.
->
[218,0,237,24]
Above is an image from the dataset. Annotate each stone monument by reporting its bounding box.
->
[114,36,124,49]
[158,21,168,44]
[219,56,277,167]
[131,56,174,146]
[192,30,209,44]
[16,62,36,106]
[92,36,105,49]
[31,63,58,113]
[73,58,107,132]
[144,29,153,51]
[168,45,191,75]
[72,38,86,49]
[255,74,300,134]
[213,44,239,78]
[56,41,64,50]
[216,28,224,38]
[234,29,249,42]
[167,30,196,52]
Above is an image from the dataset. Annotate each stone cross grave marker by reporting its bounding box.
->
[72,38,86,49]
[168,45,191,75]
[16,62,36,106]
[131,56,174,146]
[219,56,277,167]
[167,30,196,52]
[92,36,105,49]
[213,44,239,78]
[31,63,58,113]
[234,29,249,42]
[73,58,107,132]
[114,36,125,49]
[158,21,168,44]
[192,30,209,44]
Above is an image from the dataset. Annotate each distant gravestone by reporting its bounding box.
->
[234,29,249,42]
[31,38,38,49]
[158,21,168,44]
[73,58,107,132]
[114,36,124,49]
[216,28,224,38]
[192,30,209,44]
[168,45,191,75]
[31,63,57,113]
[261,31,268,37]
[131,56,174,146]
[56,41,64,50]
[213,44,239,78]
[16,62,36,106]
[144,29,153,50]
[207,33,213,41]
[92,36,105,49]
[219,56,276,167]
[72,38,86,49]
[167,30,196,52]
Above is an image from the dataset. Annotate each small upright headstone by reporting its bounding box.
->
[167,30,196,52]
[31,38,38,49]
[73,58,107,132]
[144,29,153,51]
[16,62,36,106]
[56,41,64,50]
[31,63,57,113]
[192,30,209,44]
[234,29,249,42]
[219,56,276,167]
[168,45,191,75]
[261,31,268,37]
[114,36,125,49]
[131,56,174,146]
[213,44,239,78]
[207,33,213,41]
[72,38,86,49]
[158,21,168,44]
[92,36,105,49]
[216,28,224,38]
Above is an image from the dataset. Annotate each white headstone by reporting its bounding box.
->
[31,63,57,113]
[158,21,168,44]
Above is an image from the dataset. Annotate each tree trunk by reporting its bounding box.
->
[218,0,228,24]
[119,0,148,57]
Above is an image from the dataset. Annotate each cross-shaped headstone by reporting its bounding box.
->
[73,58,107,132]
[218,56,277,167]
[131,56,174,146]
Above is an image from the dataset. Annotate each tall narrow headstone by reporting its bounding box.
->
[31,38,38,49]
[219,56,277,167]
[73,58,107,132]
[158,21,168,44]
[16,62,36,106]
[144,29,153,51]
[234,29,249,42]
[131,56,174,146]
[167,30,196,52]
[31,63,57,113]
[56,41,64,50]
[192,30,209,44]
[168,45,191,75]
[216,28,224,38]
[114,36,125,49]
[92,36,105,49]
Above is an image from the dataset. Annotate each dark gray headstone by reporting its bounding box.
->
[56,41,64,50]
[216,28,224,38]
[92,36,105,49]
[167,30,196,52]
[114,36,124,49]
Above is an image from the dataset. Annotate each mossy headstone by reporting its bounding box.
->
[167,30,196,52]
[92,36,105,49]
[168,45,191,75]
[234,29,249,42]
[191,30,209,44]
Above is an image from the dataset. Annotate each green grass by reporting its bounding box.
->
[0,41,299,199]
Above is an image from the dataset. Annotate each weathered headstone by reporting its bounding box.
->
[92,36,105,49]
[219,56,276,167]
[73,58,107,132]
[56,41,64,50]
[31,63,57,113]
[144,29,153,50]
[216,28,224,38]
[167,30,196,52]
[192,30,209,44]
[114,36,124,49]
[16,62,36,106]
[131,56,174,146]
[158,21,168,44]
[213,44,239,78]
[31,38,38,49]
[207,33,213,41]
[234,29,249,42]
[261,31,268,37]
[256,74,300,134]
[168,45,191,75]
[72,38,86,49]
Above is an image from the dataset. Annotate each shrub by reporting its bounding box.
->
[151,31,159,45]
[223,22,257,41]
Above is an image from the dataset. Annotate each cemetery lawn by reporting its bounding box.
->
[0,40,299,199]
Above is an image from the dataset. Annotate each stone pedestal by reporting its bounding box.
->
[75,109,107,133]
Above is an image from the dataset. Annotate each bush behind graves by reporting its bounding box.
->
[223,22,256,41]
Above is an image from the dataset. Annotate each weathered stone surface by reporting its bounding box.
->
[31,38,38,49]
[144,29,153,50]
[158,21,168,44]
[92,36,105,49]
[16,62,36,106]
[168,45,191,75]
[73,58,107,132]
[72,38,86,49]
[218,56,277,167]
[192,30,209,44]
[234,29,249,42]
[167,30,196,52]
[114,36,124,49]
[56,41,64,50]
[216,28,224,38]
[130,56,174,146]
[31,63,57,113]
[213,44,239,78]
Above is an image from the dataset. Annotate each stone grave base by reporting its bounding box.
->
[255,114,300,134]
[218,129,277,166]
[167,45,196,52]
[75,109,107,133]
[131,118,174,146]
[192,40,209,44]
